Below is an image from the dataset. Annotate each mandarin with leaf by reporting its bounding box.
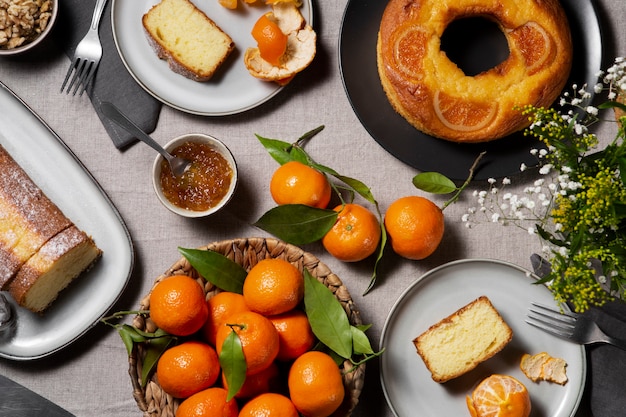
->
[270,160,332,209]
[322,203,381,262]
[215,310,279,375]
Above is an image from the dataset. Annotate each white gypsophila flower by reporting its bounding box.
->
[530,149,538,155]
[528,227,536,235]
[462,213,470,222]
[539,149,548,157]
[502,177,511,185]
[520,163,527,172]
[594,83,603,93]
[491,213,500,223]
[488,178,496,184]
[539,164,552,175]
[586,106,599,116]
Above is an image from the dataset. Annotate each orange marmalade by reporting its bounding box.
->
[160,141,232,212]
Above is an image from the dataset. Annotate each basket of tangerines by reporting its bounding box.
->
[124,237,372,417]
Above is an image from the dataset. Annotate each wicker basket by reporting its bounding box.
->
[129,237,366,417]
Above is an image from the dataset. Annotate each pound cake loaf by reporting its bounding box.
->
[142,0,235,82]
[0,145,72,288]
[414,296,513,382]
[0,145,101,313]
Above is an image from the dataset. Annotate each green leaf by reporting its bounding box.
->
[312,162,377,205]
[179,247,247,294]
[141,336,176,387]
[219,330,247,401]
[254,205,338,245]
[351,326,374,355]
[363,222,387,295]
[303,270,353,359]
[256,136,295,165]
[412,172,457,194]
[118,326,139,355]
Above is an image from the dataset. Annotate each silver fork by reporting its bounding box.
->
[60,0,109,96]
[526,302,626,350]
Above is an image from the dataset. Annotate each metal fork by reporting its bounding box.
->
[526,302,626,350]
[60,0,108,95]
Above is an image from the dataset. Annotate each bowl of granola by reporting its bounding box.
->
[0,0,57,56]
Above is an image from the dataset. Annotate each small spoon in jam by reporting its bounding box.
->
[100,102,192,177]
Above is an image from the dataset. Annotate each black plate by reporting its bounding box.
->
[339,0,603,180]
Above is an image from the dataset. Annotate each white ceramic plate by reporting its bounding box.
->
[380,259,586,417]
[111,0,313,116]
[0,82,134,360]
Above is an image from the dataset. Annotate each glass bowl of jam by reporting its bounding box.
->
[152,134,237,217]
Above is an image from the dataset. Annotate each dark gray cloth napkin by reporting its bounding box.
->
[531,254,626,416]
[55,0,161,149]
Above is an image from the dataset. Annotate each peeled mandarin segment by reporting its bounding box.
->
[218,0,238,9]
[392,26,428,79]
[509,22,554,74]
[252,14,288,66]
[433,90,498,132]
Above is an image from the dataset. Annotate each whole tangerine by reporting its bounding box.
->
[269,309,316,361]
[384,195,444,260]
[243,258,304,316]
[201,291,250,346]
[270,161,332,209]
[215,310,279,375]
[175,387,238,417]
[221,361,280,399]
[239,392,299,417]
[149,275,208,336]
[156,341,220,399]
[288,351,345,417]
[321,203,381,262]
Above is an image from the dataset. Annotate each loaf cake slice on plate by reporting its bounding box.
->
[142,0,235,82]
[414,296,513,382]
[0,145,101,313]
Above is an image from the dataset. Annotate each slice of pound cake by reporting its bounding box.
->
[0,145,102,313]
[142,0,235,82]
[414,296,513,383]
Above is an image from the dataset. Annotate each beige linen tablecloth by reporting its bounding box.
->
[0,0,624,415]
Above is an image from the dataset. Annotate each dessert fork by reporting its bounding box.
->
[526,302,626,350]
[60,0,108,96]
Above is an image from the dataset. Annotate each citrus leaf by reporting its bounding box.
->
[303,270,353,359]
[141,335,176,387]
[412,172,457,194]
[256,136,294,165]
[351,325,374,355]
[254,205,337,245]
[256,136,309,165]
[118,326,139,355]
[178,247,247,294]
[312,162,377,204]
[219,330,247,401]
[364,222,387,295]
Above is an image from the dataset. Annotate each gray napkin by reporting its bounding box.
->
[55,0,161,149]
[530,254,626,416]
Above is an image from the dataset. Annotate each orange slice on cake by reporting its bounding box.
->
[433,90,498,132]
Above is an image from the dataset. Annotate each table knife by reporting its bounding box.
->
[0,374,76,417]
